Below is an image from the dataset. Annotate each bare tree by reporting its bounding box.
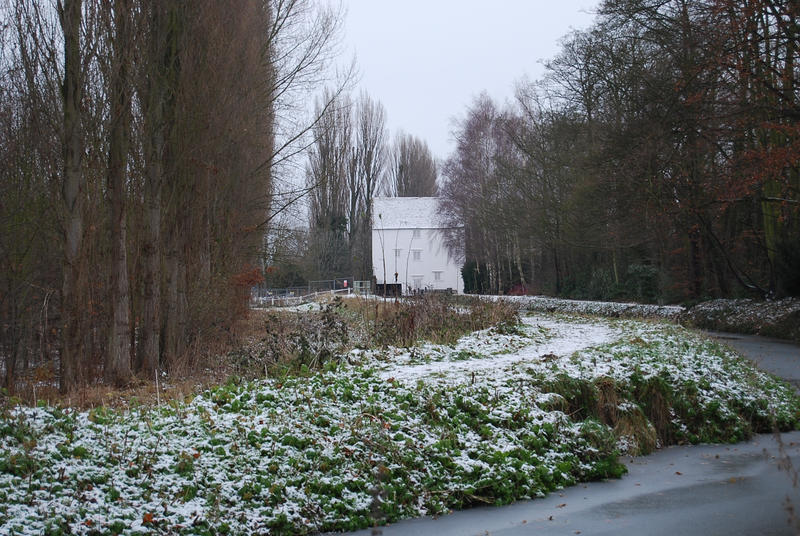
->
[305,88,389,281]
[260,0,354,229]
[441,94,518,294]
[349,92,387,279]
[104,0,133,386]
[0,0,355,395]
[389,132,438,197]
[135,0,177,376]
[1,1,65,392]
[58,0,85,393]
[306,90,352,278]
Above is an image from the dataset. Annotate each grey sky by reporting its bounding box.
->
[343,1,600,162]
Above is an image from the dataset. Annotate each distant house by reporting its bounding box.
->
[372,197,464,294]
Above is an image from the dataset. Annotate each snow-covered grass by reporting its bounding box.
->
[494,293,800,342]
[1,313,798,535]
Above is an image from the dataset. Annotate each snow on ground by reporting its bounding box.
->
[493,294,799,342]
[276,301,324,313]
[371,315,615,385]
[1,311,797,535]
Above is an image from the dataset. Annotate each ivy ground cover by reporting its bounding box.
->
[1,313,798,534]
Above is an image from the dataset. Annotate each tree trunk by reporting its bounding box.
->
[556,248,563,295]
[163,227,188,368]
[164,237,180,366]
[138,0,181,376]
[514,234,526,288]
[200,172,212,287]
[59,0,84,394]
[689,227,703,299]
[138,164,161,374]
[105,0,132,386]
[5,298,18,394]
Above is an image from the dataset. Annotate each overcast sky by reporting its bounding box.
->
[342,1,601,162]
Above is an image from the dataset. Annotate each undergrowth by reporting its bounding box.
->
[228,295,519,378]
[0,369,624,535]
[347,294,519,347]
[1,306,798,534]
[527,320,800,454]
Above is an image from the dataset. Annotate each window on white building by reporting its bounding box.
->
[413,276,423,288]
[433,271,442,281]
[394,248,401,258]
[412,249,422,261]
[412,229,421,239]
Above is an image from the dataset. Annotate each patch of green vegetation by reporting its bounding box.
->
[540,374,600,421]
[2,310,799,535]
[173,451,195,476]
[88,406,116,425]
[491,322,526,337]
[453,350,481,361]
[588,327,800,448]
[0,451,38,477]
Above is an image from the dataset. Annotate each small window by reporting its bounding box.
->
[394,248,401,258]
[413,250,422,261]
[412,229,421,239]
[433,271,442,281]
[413,276,423,288]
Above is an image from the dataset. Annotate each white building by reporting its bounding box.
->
[372,197,464,294]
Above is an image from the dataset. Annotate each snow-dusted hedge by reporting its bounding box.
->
[486,295,685,320]
[489,295,800,343]
[681,298,800,342]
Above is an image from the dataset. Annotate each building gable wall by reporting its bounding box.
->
[372,197,463,293]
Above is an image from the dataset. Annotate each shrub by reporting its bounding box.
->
[347,294,519,348]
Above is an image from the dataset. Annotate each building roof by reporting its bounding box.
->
[373,197,449,230]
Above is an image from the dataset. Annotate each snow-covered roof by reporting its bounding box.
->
[373,197,450,230]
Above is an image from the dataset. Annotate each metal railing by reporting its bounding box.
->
[250,278,372,308]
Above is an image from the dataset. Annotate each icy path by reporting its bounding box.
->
[377,315,616,385]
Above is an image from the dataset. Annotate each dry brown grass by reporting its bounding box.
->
[595,376,620,425]
[343,294,520,347]
[4,297,520,410]
[5,311,271,410]
[614,406,658,455]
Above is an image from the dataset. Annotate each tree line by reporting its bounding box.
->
[440,0,799,302]
[263,90,438,288]
[0,0,342,394]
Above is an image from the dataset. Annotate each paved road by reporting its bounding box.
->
[338,333,800,536]
[708,331,800,393]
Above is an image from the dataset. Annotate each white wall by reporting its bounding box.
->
[372,227,463,293]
